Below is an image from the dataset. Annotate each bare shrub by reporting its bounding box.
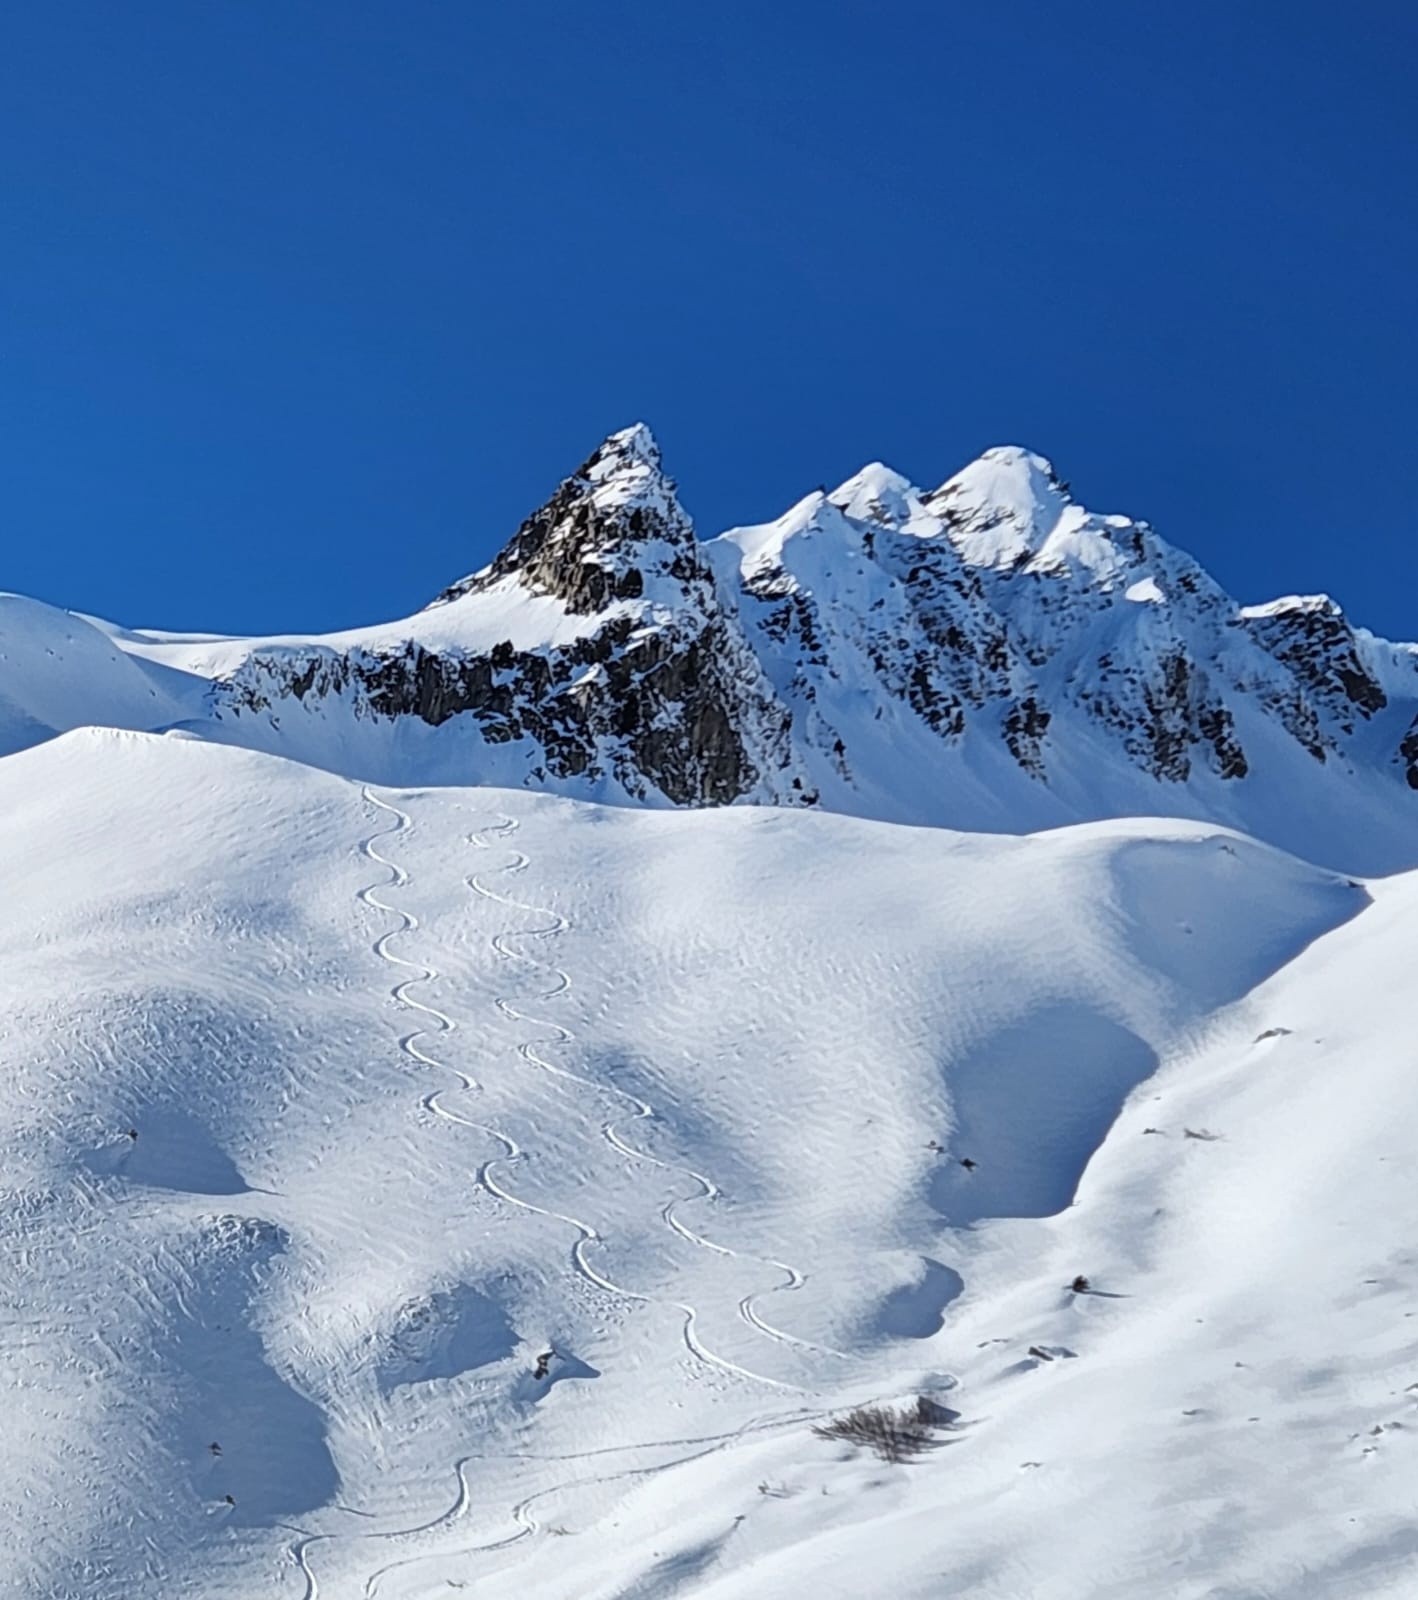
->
[908,1394,959,1427]
[812,1398,949,1463]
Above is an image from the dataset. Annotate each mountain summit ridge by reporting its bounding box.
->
[3,424,1416,871]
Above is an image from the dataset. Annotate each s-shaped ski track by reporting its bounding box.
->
[468,814,846,1368]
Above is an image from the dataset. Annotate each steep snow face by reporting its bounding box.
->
[3,730,1403,1600]
[4,425,1418,869]
[713,485,1031,813]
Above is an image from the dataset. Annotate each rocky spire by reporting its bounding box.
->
[428,423,698,614]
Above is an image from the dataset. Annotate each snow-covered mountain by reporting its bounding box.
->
[5,423,1416,870]
[7,431,1418,1600]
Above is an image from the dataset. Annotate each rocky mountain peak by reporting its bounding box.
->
[587,419,664,481]
[428,422,698,616]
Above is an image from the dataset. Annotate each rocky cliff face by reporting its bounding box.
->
[200,425,1418,860]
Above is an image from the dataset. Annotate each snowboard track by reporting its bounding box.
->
[359,1406,823,1597]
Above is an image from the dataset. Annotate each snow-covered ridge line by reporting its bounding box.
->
[2,424,1416,872]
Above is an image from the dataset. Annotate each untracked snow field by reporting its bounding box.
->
[1,729,1415,1598]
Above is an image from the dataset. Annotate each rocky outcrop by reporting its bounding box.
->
[1240,597,1387,735]
[1399,714,1418,791]
[430,424,699,616]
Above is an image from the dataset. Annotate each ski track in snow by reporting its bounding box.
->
[467,815,846,1367]
[454,805,799,1392]
[291,789,823,1599]
[285,792,540,1599]
[286,1407,825,1600]
[358,1408,823,1598]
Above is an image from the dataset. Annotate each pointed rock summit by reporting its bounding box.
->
[431,422,696,615]
[589,420,664,478]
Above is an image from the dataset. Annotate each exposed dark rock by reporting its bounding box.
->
[1003,696,1051,778]
[1399,714,1418,790]
[1243,599,1387,732]
[1198,704,1249,780]
[216,427,798,808]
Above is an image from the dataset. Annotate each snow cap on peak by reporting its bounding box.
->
[590,422,663,476]
[926,444,1073,567]
[578,421,685,526]
[715,488,873,583]
[934,444,1065,509]
[983,443,1055,471]
[829,461,920,528]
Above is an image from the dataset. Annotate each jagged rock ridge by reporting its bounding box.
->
[214,429,1418,840]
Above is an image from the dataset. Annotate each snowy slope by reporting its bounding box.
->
[6,425,1418,872]
[6,729,1413,1599]
[0,594,205,756]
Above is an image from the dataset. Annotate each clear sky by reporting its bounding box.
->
[3,3,1415,637]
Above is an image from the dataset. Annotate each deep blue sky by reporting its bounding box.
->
[3,3,1415,636]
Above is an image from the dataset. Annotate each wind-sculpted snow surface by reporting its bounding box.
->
[4,728,1409,1599]
[8,424,1418,871]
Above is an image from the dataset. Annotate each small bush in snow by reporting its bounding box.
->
[813,1398,947,1463]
